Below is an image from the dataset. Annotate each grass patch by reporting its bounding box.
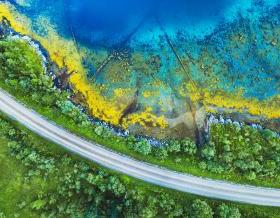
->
[0,137,56,217]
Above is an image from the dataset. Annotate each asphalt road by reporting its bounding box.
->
[0,89,280,207]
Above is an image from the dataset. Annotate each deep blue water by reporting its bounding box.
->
[67,0,235,46]
[10,0,238,46]
[10,0,278,47]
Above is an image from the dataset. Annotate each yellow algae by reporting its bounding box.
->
[143,90,152,98]
[0,2,167,128]
[203,93,280,119]
[187,84,280,119]
[113,88,133,98]
[142,90,160,99]
[70,73,123,124]
[0,3,31,35]
[123,108,168,129]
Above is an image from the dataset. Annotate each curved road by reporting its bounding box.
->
[0,89,280,207]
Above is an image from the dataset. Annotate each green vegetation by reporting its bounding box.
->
[201,124,280,180]
[190,199,214,218]
[0,114,279,217]
[0,39,52,92]
[216,203,242,218]
[0,35,280,189]
[0,16,279,178]
[0,36,280,217]
[0,137,41,217]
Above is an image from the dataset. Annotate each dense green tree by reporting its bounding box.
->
[190,199,214,218]
[216,203,241,218]
[0,39,52,92]
[201,123,280,179]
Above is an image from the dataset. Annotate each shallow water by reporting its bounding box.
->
[3,0,280,137]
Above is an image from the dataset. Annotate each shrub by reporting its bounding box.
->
[181,138,197,155]
[216,203,241,218]
[154,147,168,160]
[0,39,52,92]
[133,139,152,155]
[0,212,6,218]
[245,171,257,181]
[201,144,216,161]
[167,139,181,153]
[94,126,104,136]
[190,199,214,218]
[207,123,280,179]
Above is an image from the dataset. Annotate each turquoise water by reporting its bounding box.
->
[7,0,280,102]
[11,0,275,44]
[10,0,237,45]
